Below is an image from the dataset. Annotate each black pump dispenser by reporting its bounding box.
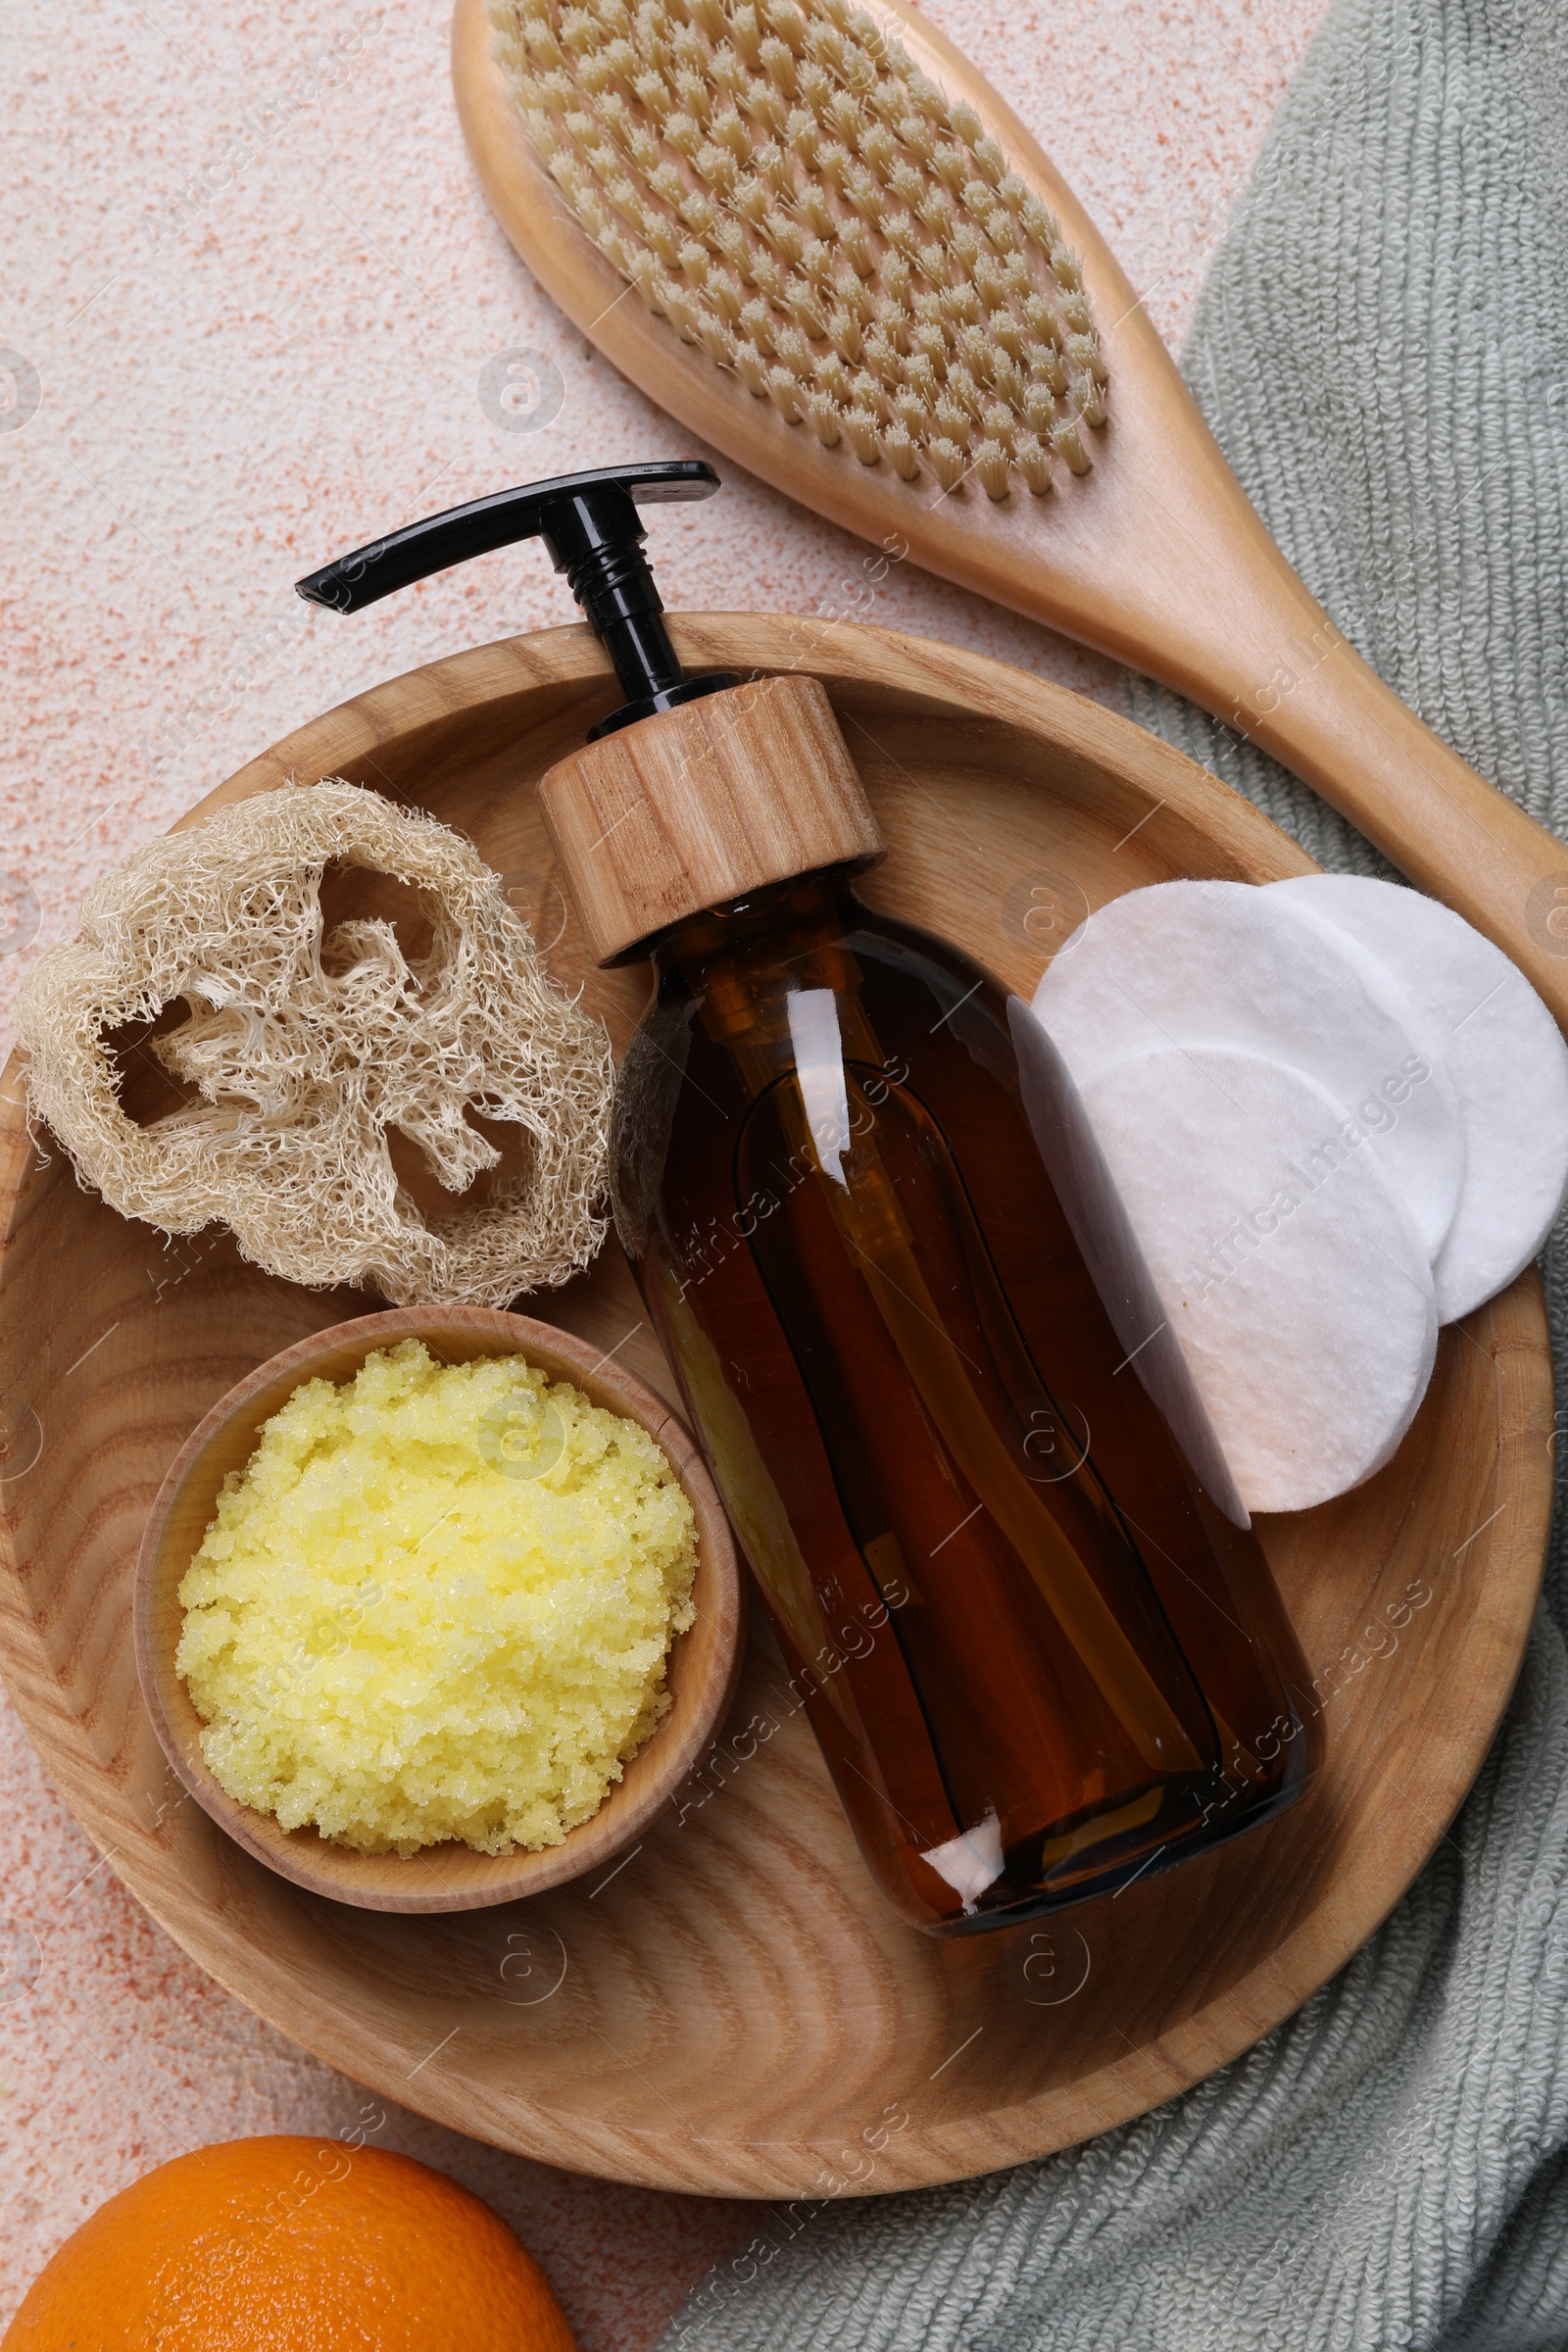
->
[295,459,739,740]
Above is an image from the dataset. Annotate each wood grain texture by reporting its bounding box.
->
[452,0,1568,1034]
[0,615,1551,2196]
[134,1305,743,1914]
[538,673,883,965]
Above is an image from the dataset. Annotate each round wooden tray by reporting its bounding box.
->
[0,615,1550,2197]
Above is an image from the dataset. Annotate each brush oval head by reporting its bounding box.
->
[461,0,1222,654]
[487,0,1106,503]
[453,0,1282,712]
[455,0,1568,1043]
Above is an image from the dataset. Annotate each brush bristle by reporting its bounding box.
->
[491,0,1108,499]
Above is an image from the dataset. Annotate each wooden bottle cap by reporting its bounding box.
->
[537,673,884,966]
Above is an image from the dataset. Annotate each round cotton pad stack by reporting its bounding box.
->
[1034,879,1465,1261]
[1272,875,1568,1321]
[1074,1048,1439,1514]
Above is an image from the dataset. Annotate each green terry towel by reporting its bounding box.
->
[661,0,1568,2341]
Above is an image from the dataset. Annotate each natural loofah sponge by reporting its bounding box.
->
[15,779,614,1306]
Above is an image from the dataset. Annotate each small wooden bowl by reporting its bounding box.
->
[132,1305,743,1913]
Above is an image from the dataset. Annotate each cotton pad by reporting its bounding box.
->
[1073,1046,1438,1515]
[1272,874,1568,1321]
[1033,879,1466,1263]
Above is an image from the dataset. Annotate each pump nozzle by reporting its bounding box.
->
[295,459,739,740]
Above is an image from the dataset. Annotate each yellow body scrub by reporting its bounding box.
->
[174,1340,698,1856]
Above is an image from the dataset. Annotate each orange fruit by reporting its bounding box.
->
[2,2134,577,2351]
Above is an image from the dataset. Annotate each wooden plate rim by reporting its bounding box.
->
[0,613,1551,2194]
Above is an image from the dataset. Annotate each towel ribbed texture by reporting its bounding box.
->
[660,0,1568,2341]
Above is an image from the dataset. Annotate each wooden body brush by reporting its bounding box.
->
[454,0,1568,1024]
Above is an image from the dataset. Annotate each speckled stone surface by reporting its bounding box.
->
[0,0,1325,2335]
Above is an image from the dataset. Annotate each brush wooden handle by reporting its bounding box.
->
[1196,569,1568,1014]
[1035,424,1568,1017]
[453,0,1568,1029]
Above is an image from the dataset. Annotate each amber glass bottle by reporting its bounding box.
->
[525,629,1323,1936]
[301,458,1319,1934]
[604,859,1318,1932]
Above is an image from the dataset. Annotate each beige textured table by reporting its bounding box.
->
[0,0,1327,2338]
